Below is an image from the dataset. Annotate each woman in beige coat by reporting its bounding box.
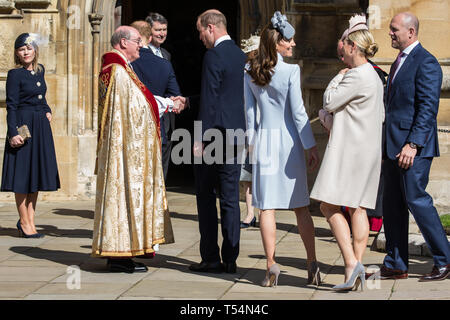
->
[310,23,384,291]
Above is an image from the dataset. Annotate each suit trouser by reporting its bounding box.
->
[194,161,241,263]
[366,169,384,218]
[383,158,450,270]
[160,113,173,182]
[161,140,171,182]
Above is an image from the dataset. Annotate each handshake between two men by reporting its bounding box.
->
[170,96,187,114]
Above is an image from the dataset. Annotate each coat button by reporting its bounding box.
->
[30,71,35,75]
[38,95,43,99]
[37,82,41,87]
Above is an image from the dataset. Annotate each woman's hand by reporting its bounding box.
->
[306,145,320,171]
[339,68,350,75]
[9,135,24,148]
[46,112,52,122]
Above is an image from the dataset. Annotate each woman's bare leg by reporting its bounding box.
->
[259,209,276,269]
[320,202,358,281]
[26,192,39,233]
[294,206,317,266]
[15,193,33,235]
[242,181,255,224]
[349,207,369,262]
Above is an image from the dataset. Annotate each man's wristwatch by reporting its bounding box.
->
[408,142,418,149]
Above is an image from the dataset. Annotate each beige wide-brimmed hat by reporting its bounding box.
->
[241,34,260,53]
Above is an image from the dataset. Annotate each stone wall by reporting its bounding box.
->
[0,0,448,211]
[0,0,115,201]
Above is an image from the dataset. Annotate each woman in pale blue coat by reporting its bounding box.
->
[244,12,320,287]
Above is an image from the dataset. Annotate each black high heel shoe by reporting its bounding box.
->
[240,216,256,229]
[16,220,45,239]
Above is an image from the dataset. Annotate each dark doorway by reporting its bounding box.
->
[120,0,240,192]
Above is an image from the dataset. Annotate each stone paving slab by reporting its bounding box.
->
[0,192,448,301]
[390,276,450,300]
[0,282,47,299]
[122,279,232,299]
[26,282,134,300]
[0,266,67,282]
[50,268,152,284]
[222,292,313,300]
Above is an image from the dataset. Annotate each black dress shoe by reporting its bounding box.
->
[107,258,148,273]
[189,261,223,273]
[240,217,256,229]
[223,262,237,273]
[419,264,450,282]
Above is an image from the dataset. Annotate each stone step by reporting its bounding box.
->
[373,216,450,257]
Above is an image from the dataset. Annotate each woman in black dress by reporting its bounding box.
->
[1,33,60,238]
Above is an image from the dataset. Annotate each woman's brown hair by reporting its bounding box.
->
[247,23,284,87]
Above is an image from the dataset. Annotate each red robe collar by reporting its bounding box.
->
[100,50,161,141]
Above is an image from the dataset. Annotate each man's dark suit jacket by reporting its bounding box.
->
[385,43,442,159]
[132,47,181,144]
[160,47,171,61]
[382,42,448,272]
[198,40,247,136]
[195,39,246,264]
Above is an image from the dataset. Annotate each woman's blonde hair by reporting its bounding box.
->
[346,29,378,58]
[14,44,42,73]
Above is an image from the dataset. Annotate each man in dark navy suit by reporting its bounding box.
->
[189,9,246,274]
[380,12,450,281]
[146,12,171,61]
[130,21,185,182]
[144,13,176,182]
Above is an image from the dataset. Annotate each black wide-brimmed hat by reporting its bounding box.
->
[14,33,37,49]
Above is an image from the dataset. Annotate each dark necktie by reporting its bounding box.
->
[388,52,405,94]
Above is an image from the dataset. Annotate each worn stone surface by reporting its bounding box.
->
[0,192,447,302]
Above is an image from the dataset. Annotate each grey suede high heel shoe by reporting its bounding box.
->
[332,262,365,291]
[307,261,321,285]
[261,264,280,287]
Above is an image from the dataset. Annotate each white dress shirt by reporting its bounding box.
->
[392,40,420,81]
[214,35,231,47]
[148,43,163,58]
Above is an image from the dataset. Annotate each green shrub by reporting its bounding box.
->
[440,214,450,228]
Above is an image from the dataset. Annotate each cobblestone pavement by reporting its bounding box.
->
[0,191,448,300]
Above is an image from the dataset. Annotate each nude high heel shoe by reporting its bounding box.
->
[307,261,321,285]
[261,264,280,287]
[332,262,365,291]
